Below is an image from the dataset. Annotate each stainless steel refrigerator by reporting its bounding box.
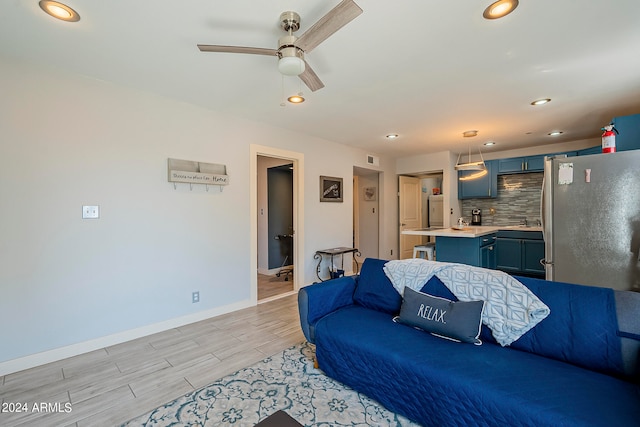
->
[542,150,640,291]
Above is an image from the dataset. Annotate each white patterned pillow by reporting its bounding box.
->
[437,265,550,346]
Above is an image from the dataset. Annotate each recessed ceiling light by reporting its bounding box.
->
[39,1,80,22]
[386,134,399,140]
[548,131,563,136]
[484,141,496,146]
[463,130,478,138]
[531,98,551,106]
[483,0,519,20]
[287,94,305,104]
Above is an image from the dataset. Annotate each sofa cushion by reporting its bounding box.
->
[394,287,484,344]
[353,258,402,314]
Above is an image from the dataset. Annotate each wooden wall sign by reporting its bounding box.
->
[168,158,229,189]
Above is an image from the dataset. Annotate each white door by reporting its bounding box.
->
[399,176,423,259]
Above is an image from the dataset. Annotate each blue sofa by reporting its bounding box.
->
[298,258,640,427]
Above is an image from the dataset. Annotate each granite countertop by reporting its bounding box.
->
[402,225,542,238]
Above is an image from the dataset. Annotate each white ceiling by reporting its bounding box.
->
[2,1,640,158]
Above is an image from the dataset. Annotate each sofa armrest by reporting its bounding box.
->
[298,276,357,343]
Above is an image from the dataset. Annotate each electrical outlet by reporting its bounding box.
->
[192,291,200,303]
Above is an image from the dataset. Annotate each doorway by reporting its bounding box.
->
[251,146,304,304]
[398,172,444,259]
[353,167,380,266]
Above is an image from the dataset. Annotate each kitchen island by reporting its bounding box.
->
[403,226,544,275]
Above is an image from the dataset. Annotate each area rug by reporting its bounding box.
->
[121,342,420,426]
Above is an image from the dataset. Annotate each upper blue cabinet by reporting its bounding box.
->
[497,155,545,174]
[612,113,640,151]
[458,159,497,199]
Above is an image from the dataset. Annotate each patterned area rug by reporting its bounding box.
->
[122,342,420,426]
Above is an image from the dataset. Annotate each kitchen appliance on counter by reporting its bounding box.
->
[542,151,640,291]
[471,209,482,225]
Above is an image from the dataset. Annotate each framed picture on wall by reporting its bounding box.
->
[363,186,376,201]
[320,176,343,202]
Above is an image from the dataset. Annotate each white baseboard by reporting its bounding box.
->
[0,299,254,376]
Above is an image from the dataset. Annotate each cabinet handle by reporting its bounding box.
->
[489,246,494,251]
[521,161,525,171]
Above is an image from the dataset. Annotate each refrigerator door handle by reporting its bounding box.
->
[540,174,546,239]
[541,156,557,281]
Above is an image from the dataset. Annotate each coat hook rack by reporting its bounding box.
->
[167,158,230,192]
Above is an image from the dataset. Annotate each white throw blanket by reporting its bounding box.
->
[383,259,550,346]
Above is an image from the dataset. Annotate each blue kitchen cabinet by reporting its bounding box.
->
[495,238,521,273]
[577,146,601,156]
[458,160,497,199]
[436,234,496,268]
[498,155,545,173]
[497,158,524,173]
[480,239,497,270]
[612,113,640,151]
[525,155,545,171]
[496,230,545,278]
[522,239,545,275]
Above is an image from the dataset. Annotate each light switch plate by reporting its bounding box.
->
[82,205,100,219]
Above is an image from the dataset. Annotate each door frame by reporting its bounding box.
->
[250,144,305,304]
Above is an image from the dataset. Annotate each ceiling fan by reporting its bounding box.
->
[197,0,363,92]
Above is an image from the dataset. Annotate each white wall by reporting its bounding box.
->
[0,57,393,373]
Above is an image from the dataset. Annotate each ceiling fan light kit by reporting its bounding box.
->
[278,56,305,76]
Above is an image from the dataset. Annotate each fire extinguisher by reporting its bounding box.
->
[601,123,619,154]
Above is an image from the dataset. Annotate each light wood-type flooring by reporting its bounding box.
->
[258,272,294,300]
[0,293,304,427]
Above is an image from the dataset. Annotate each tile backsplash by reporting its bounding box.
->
[461,172,543,226]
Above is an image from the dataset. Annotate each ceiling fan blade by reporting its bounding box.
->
[197,45,278,56]
[298,61,325,92]
[295,0,363,53]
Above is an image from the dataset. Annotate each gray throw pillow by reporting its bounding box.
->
[394,287,484,345]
